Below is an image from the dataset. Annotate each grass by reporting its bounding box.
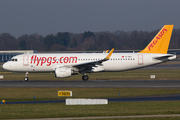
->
[0,88,180,119]
[94,117,180,120]
[1,88,180,102]
[1,101,180,119]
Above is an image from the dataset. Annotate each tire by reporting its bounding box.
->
[24,77,29,81]
[82,75,89,81]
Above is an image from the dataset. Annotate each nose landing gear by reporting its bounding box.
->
[24,72,29,81]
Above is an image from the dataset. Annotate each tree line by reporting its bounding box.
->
[0,29,180,52]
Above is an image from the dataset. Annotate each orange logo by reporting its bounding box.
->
[148,27,167,51]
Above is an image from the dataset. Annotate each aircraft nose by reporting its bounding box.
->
[3,62,9,70]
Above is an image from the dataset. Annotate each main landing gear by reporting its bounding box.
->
[82,74,89,81]
[24,72,29,81]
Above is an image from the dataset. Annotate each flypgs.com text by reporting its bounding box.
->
[30,55,78,66]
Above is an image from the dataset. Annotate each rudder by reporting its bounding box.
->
[139,25,174,54]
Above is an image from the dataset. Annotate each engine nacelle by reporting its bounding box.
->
[55,68,71,78]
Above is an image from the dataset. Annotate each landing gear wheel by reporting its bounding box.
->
[24,77,29,81]
[24,72,29,81]
[82,75,89,81]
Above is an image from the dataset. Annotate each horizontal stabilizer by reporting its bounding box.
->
[153,54,176,61]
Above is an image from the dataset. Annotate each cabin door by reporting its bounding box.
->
[138,54,143,65]
[23,55,29,66]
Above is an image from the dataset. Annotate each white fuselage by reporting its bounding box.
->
[3,53,177,72]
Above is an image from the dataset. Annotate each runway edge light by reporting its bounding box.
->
[2,100,5,104]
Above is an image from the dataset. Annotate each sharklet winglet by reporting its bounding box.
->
[105,48,114,60]
[105,50,109,53]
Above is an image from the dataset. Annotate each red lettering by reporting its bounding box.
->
[36,57,41,66]
[33,56,78,66]
[41,57,46,66]
[34,55,36,63]
[31,55,34,63]
[158,27,167,38]
[161,28,167,34]
[69,57,77,63]
[158,32,164,38]
[59,57,63,63]
[47,57,52,66]
[148,43,154,51]
[64,57,69,63]
[164,28,167,32]
[148,27,168,51]
[153,39,157,45]
[156,36,161,40]
[52,57,56,63]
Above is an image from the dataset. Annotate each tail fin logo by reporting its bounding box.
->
[148,27,167,51]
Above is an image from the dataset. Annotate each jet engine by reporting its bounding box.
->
[55,68,71,78]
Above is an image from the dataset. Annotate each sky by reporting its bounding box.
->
[0,0,180,37]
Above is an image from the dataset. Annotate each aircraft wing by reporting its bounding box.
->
[72,48,114,71]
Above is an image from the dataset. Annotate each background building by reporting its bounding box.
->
[0,50,36,62]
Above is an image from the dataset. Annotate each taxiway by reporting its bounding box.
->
[0,80,180,88]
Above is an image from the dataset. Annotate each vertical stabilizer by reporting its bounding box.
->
[139,25,174,54]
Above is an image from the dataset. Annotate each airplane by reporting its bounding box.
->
[3,25,176,81]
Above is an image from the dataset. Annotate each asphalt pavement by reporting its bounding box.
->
[1,80,180,88]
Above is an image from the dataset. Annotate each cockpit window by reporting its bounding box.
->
[10,58,18,62]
